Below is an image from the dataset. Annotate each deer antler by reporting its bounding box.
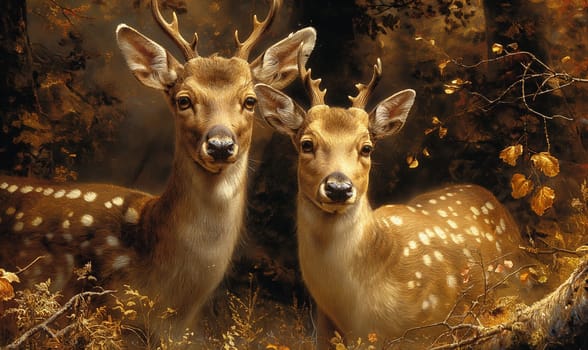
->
[298,44,326,106]
[349,58,383,109]
[234,0,281,60]
[152,0,198,60]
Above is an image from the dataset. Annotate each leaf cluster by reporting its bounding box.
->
[500,145,560,216]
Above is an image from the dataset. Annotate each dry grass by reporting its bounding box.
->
[0,269,315,349]
[0,254,584,349]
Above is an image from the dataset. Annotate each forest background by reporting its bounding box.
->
[1,0,588,348]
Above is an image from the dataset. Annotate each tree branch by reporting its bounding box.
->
[6,289,116,349]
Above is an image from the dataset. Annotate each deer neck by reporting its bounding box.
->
[147,141,248,268]
[296,192,379,332]
[297,192,373,262]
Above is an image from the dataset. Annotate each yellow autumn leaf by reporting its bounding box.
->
[492,43,504,55]
[438,60,450,74]
[530,186,555,216]
[444,85,457,94]
[499,144,523,166]
[0,278,14,301]
[511,173,534,199]
[406,155,419,168]
[0,269,20,283]
[507,42,519,51]
[438,127,448,139]
[531,152,560,177]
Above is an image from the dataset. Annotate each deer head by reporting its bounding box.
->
[116,0,316,174]
[254,57,415,213]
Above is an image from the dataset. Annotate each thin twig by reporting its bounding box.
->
[422,39,583,120]
[15,256,46,274]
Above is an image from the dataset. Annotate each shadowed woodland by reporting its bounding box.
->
[1,0,588,348]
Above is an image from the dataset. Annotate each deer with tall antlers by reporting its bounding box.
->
[0,0,315,341]
[254,56,531,346]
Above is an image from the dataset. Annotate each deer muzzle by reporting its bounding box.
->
[319,172,356,206]
[202,125,238,163]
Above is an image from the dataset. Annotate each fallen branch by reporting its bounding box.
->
[435,257,587,349]
[382,257,588,349]
[487,256,588,349]
[6,289,115,349]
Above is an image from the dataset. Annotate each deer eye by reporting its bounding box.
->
[360,144,373,157]
[301,139,314,153]
[243,96,257,111]
[177,95,192,110]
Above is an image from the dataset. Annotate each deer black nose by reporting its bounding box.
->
[324,172,354,203]
[205,126,236,161]
[207,138,235,160]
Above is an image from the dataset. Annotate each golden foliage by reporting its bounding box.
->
[406,155,419,168]
[500,144,523,166]
[511,173,534,199]
[6,279,62,332]
[330,330,376,350]
[0,269,20,284]
[425,116,448,139]
[0,268,20,301]
[443,78,469,94]
[438,126,448,138]
[531,186,556,216]
[500,146,560,216]
[0,279,15,301]
[492,43,504,55]
[438,59,451,75]
[42,3,92,37]
[531,152,560,177]
[224,279,264,347]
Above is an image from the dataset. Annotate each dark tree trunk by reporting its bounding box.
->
[0,0,37,175]
[294,0,362,105]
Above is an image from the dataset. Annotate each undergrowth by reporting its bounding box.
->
[0,267,314,349]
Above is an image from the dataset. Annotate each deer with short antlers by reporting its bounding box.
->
[254,56,531,346]
[0,0,315,342]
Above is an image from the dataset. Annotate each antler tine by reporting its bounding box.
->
[152,0,198,60]
[349,58,383,109]
[234,0,281,60]
[297,44,326,106]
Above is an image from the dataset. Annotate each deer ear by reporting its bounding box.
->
[250,27,317,89]
[369,89,416,139]
[254,83,305,136]
[116,24,183,90]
